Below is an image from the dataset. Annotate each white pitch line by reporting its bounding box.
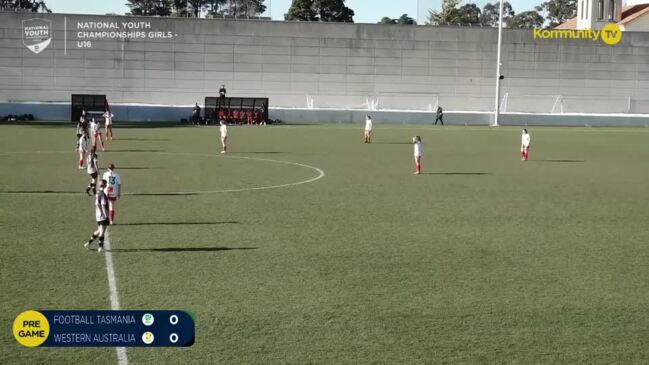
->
[0,152,326,196]
[104,230,129,365]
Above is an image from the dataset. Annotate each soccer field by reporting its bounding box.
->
[2,123,649,364]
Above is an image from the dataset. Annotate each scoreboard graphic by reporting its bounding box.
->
[14,310,195,347]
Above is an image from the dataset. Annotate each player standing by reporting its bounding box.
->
[413,136,423,175]
[102,163,121,224]
[84,179,109,253]
[90,117,105,151]
[77,133,87,169]
[521,129,531,161]
[220,120,228,154]
[85,146,99,195]
[103,110,115,140]
[364,115,373,143]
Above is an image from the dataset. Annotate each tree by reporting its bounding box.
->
[427,0,483,26]
[1,0,51,12]
[507,10,544,28]
[126,0,173,16]
[225,0,266,17]
[286,0,354,22]
[314,0,354,22]
[535,0,576,28]
[378,14,416,25]
[481,1,514,27]
[285,0,318,21]
[457,3,481,25]
[427,0,461,25]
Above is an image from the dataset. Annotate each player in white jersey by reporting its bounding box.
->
[85,146,99,196]
[220,119,228,154]
[77,134,87,169]
[521,129,531,161]
[103,111,115,140]
[413,136,423,175]
[90,117,105,151]
[84,179,109,253]
[364,115,373,143]
[102,163,121,224]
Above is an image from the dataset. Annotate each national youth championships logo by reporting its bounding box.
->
[533,23,622,45]
[22,18,52,54]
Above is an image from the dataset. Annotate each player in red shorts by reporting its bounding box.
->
[246,109,254,125]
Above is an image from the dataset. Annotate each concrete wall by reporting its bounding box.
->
[1,12,649,123]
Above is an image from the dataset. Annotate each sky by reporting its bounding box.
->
[47,0,542,24]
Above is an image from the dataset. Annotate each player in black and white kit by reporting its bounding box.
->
[85,146,99,196]
[84,179,109,253]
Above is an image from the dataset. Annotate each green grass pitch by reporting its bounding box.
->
[1,123,649,364]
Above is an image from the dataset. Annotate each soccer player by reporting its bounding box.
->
[364,115,373,143]
[85,146,99,196]
[413,136,423,175]
[434,106,444,126]
[521,129,531,161]
[220,119,228,154]
[103,110,115,140]
[90,117,105,151]
[76,111,89,150]
[84,179,109,253]
[102,163,121,224]
[77,133,87,169]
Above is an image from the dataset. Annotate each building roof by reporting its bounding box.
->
[555,3,649,29]
[619,3,649,24]
[555,17,577,29]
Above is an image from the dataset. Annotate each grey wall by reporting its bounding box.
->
[1,12,649,121]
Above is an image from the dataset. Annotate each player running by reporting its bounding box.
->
[220,119,228,154]
[521,129,531,161]
[84,179,109,253]
[364,115,373,143]
[413,136,423,175]
[85,146,99,196]
[90,117,105,151]
[102,163,121,224]
[103,110,115,140]
[77,133,87,169]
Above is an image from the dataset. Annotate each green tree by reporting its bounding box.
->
[126,0,173,16]
[457,3,481,24]
[1,0,51,12]
[427,0,482,26]
[314,0,354,22]
[481,1,514,27]
[427,0,460,25]
[535,0,576,28]
[225,0,266,17]
[285,0,317,21]
[286,0,353,22]
[378,14,416,25]
[171,0,189,16]
[507,10,544,28]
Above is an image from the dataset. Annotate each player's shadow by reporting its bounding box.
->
[113,138,170,141]
[372,142,412,145]
[421,172,492,175]
[529,159,585,163]
[104,149,164,153]
[234,151,287,154]
[114,221,240,226]
[0,190,81,195]
[109,246,257,253]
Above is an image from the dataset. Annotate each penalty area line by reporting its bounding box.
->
[104,230,129,365]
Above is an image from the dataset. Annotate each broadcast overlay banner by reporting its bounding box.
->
[13,310,195,347]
